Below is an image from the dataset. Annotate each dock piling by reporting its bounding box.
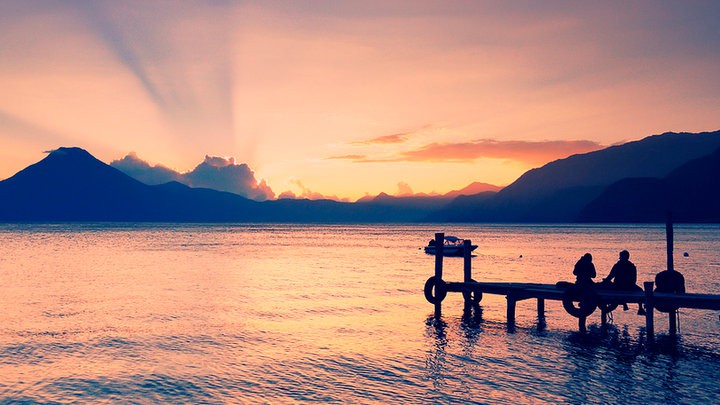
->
[507,294,517,330]
[666,215,678,336]
[644,281,655,341]
[463,240,472,282]
[463,240,473,310]
[434,233,444,319]
[669,310,677,336]
[537,298,546,330]
[537,298,545,322]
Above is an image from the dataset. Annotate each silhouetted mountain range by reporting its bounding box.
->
[0,148,261,221]
[579,145,720,222]
[1,130,719,223]
[0,147,455,222]
[435,130,720,222]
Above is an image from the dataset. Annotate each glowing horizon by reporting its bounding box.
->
[1,1,719,201]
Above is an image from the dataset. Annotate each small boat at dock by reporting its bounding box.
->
[424,235,477,256]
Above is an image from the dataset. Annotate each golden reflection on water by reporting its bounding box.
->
[1,224,719,402]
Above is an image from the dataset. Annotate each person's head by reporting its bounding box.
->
[583,253,592,262]
[619,250,630,260]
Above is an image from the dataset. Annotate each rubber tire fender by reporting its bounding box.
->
[562,285,598,318]
[462,279,482,305]
[424,276,448,304]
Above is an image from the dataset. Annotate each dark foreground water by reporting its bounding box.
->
[0,223,719,403]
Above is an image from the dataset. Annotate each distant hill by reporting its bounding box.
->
[579,146,720,222]
[2,131,720,223]
[436,130,720,222]
[0,147,261,222]
[444,182,502,197]
[356,181,501,204]
[0,147,448,222]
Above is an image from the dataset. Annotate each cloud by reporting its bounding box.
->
[397,139,603,164]
[202,155,236,167]
[111,153,275,201]
[278,190,297,199]
[396,182,413,196]
[110,152,181,185]
[350,132,409,145]
[184,155,275,201]
[326,154,367,162]
[330,138,603,165]
[282,180,348,202]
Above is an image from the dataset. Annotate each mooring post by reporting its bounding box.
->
[665,215,678,336]
[644,281,655,341]
[463,240,472,282]
[601,310,607,327]
[507,294,516,330]
[463,240,472,310]
[666,213,674,272]
[669,310,677,336]
[434,233,445,319]
[538,298,545,328]
[579,316,587,333]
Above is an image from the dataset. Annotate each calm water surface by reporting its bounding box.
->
[1,223,719,403]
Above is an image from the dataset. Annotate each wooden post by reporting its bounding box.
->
[601,310,607,327]
[644,281,655,342]
[537,298,546,329]
[579,316,587,333]
[434,233,444,318]
[669,310,677,336]
[666,214,674,272]
[507,294,516,331]
[665,214,678,336]
[463,240,472,282]
[463,240,472,310]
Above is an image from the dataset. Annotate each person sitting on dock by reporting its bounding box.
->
[573,253,596,287]
[603,250,645,315]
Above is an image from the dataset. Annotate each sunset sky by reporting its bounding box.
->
[1,1,718,201]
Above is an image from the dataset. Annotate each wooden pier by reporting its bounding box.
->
[424,231,720,338]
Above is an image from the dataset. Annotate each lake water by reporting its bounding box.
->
[1,223,719,403]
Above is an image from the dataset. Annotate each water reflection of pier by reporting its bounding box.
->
[424,228,720,340]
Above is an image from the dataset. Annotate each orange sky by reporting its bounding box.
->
[1,1,719,200]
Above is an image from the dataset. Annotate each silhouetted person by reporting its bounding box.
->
[603,250,645,315]
[573,253,596,287]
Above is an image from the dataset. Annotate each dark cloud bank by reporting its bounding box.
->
[111,153,275,201]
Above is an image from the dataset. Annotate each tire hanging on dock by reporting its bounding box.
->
[562,285,598,318]
[462,279,482,305]
[424,276,447,304]
[654,270,685,313]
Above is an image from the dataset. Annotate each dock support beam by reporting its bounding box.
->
[644,281,655,342]
[538,298,545,328]
[666,215,678,336]
[463,240,473,311]
[669,310,677,336]
[507,294,516,331]
[434,233,444,319]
